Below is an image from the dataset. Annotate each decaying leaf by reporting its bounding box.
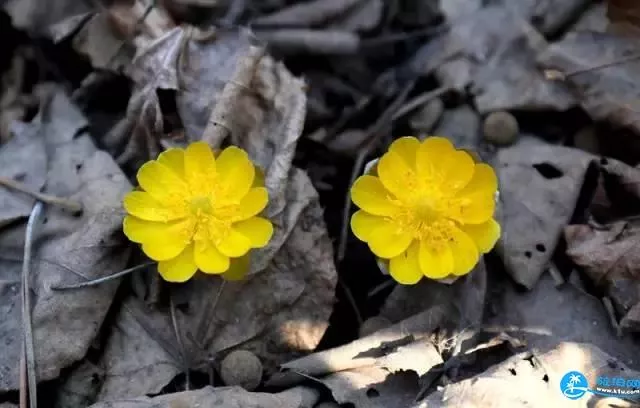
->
[415,342,639,407]
[495,137,593,289]
[565,156,640,333]
[0,119,46,227]
[410,6,575,113]
[89,385,319,408]
[0,88,132,391]
[502,0,592,36]
[55,360,105,408]
[487,274,639,367]
[539,31,640,136]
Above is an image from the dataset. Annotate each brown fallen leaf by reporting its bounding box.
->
[607,0,640,35]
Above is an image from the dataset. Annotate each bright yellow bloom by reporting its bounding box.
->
[122,141,273,282]
[350,136,500,285]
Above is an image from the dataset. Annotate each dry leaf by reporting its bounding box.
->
[487,274,639,367]
[410,6,575,114]
[3,0,91,33]
[0,120,46,227]
[539,31,640,136]
[0,88,132,392]
[416,342,639,407]
[495,137,593,289]
[89,386,319,408]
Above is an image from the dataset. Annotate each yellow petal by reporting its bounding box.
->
[459,163,498,196]
[389,136,420,168]
[350,175,398,216]
[222,254,250,281]
[350,210,381,242]
[367,220,414,259]
[389,241,422,285]
[184,141,217,194]
[234,217,273,248]
[194,239,230,274]
[377,149,416,199]
[157,244,198,282]
[417,137,474,191]
[416,137,454,179]
[447,193,496,224]
[123,215,192,244]
[123,191,186,221]
[462,218,501,253]
[419,240,454,279]
[239,187,268,219]
[137,160,187,201]
[449,227,480,276]
[217,228,252,257]
[217,146,255,201]
[157,148,185,178]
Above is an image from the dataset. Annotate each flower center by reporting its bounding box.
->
[190,196,214,214]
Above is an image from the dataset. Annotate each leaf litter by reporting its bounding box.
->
[3,0,640,407]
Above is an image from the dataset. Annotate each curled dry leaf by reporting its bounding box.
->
[91,28,337,400]
[410,6,575,113]
[268,307,446,408]
[495,137,593,289]
[415,342,639,407]
[89,386,319,408]
[0,89,132,392]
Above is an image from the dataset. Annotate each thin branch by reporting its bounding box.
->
[51,262,154,290]
[21,202,43,408]
[197,280,226,347]
[170,292,190,390]
[0,176,82,214]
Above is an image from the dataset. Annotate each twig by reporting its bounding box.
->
[391,86,449,121]
[170,292,190,390]
[367,279,395,298]
[0,176,82,214]
[21,202,43,408]
[201,45,266,147]
[547,262,565,287]
[360,24,449,48]
[545,54,640,80]
[51,262,154,290]
[336,80,417,262]
[197,280,226,347]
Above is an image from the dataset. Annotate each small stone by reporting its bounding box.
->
[359,316,392,337]
[315,403,341,408]
[219,350,263,391]
[483,111,519,146]
[409,98,444,133]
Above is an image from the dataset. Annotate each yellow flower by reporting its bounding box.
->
[350,136,500,285]
[122,141,273,282]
